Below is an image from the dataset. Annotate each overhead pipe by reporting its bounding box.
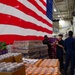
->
[67,0,70,19]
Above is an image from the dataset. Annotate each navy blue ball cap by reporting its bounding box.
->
[58,34,63,37]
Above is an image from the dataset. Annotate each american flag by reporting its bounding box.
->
[0,0,53,44]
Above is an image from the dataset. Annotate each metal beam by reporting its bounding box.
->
[66,0,70,19]
[53,0,63,18]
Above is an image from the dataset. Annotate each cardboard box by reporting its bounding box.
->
[0,56,14,62]
[2,56,14,62]
[0,53,23,63]
[0,65,25,75]
[13,54,23,63]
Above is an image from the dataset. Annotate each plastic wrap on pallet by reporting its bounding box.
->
[12,40,48,59]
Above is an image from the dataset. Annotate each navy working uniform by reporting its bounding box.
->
[64,37,75,75]
[56,39,64,69]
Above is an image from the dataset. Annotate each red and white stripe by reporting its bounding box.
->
[0,0,53,44]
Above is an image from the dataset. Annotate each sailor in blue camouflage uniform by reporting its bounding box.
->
[64,31,75,75]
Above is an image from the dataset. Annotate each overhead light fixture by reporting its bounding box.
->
[54,8,57,12]
[58,15,60,17]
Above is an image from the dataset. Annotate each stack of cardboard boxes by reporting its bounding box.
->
[12,40,48,59]
[26,59,61,75]
[0,53,61,75]
[0,53,23,63]
[0,62,25,75]
[0,53,25,75]
[26,67,60,75]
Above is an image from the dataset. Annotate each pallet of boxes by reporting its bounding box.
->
[0,53,61,75]
[12,40,48,59]
[0,53,23,63]
[25,59,61,75]
[0,53,25,75]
